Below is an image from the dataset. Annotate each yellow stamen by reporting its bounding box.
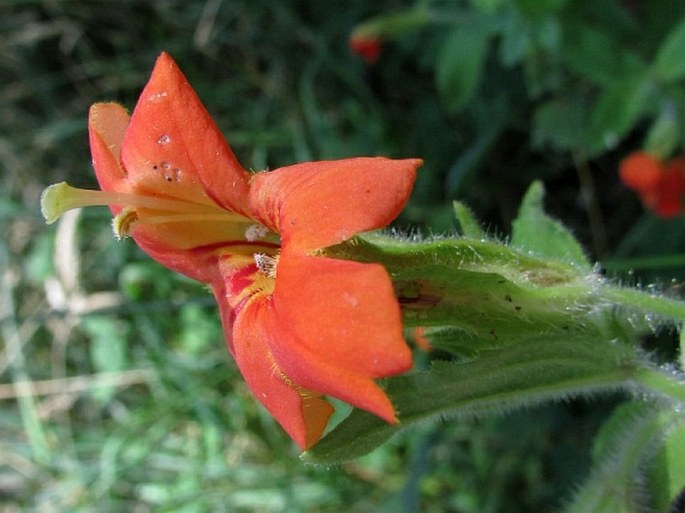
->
[112,208,139,238]
[254,253,279,278]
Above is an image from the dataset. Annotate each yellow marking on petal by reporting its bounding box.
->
[235,273,275,307]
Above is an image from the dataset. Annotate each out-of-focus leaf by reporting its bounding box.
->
[588,76,650,154]
[681,329,685,373]
[119,261,173,300]
[563,401,682,513]
[81,316,128,403]
[445,110,503,195]
[562,27,633,87]
[649,422,685,513]
[511,181,590,269]
[537,15,562,52]
[514,0,567,15]
[471,0,505,13]
[645,103,680,159]
[499,15,530,67]
[532,95,588,152]
[653,18,685,83]
[436,19,493,112]
[178,303,222,354]
[25,233,54,285]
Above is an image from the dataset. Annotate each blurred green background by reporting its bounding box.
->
[2,1,685,511]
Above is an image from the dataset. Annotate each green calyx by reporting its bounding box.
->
[311,181,685,484]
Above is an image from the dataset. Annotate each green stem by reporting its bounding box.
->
[601,287,685,322]
[635,367,685,405]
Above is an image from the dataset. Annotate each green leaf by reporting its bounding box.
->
[649,422,685,513]
[453,201,485,239]
[511,181,591,269]
[563,401,683,513]
[561,27,644,87]
[25,232,55,285]
[644,103,680,159]
[436,20,493,112]
[445,116,503,195]
[178,303,222,354]
[589,76,650,153]
[532,95,588,152]
[681,329,685,372]
[653,18,685,83]
[537,15,562,52]
[514,0,567,15]
[498,12,531,67]
[304,330,640,464]
[119,261,173,300]
[470,0,505,13]
[81,316,129,404]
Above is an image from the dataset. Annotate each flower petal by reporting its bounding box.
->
[275,255,411,376]
[229,293,334,449]
[268,254,412,422]
[619,151,662,192]
[89,103,131,197]
[268,324,401,424]
[249,157,421,252]
[652,156,685,218]
[213,254,270,353]
[121,52,252,215]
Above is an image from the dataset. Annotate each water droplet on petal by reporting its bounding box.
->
[157,134,171,145]
[148,91,168,103]
[161,168,182,183]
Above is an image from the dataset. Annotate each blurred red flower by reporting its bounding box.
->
[349,34,382,64]
[619,151,685,218]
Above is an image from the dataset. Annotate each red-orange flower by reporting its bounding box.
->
[619,151,685,218]
[349,34,382,64]
[41,52,421,449]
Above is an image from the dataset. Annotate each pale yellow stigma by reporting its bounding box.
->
[40,181,280,245]
[40,182,235,224]
[41,182,106,224]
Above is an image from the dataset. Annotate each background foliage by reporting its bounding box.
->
[1,0,685,512]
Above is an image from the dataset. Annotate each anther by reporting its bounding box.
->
[254,253,278,278]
